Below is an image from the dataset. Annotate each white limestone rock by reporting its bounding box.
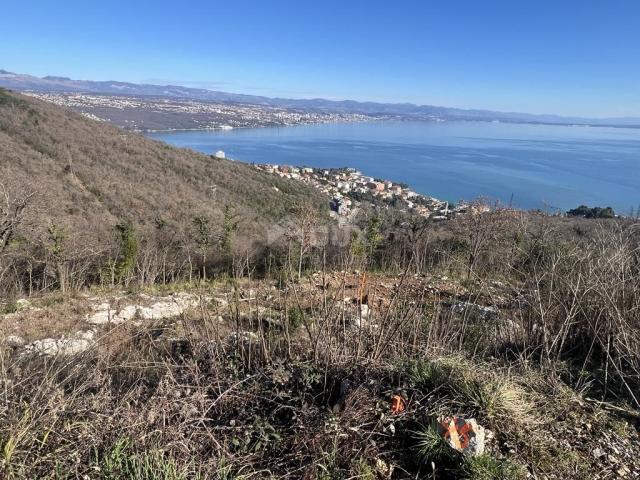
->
[4,335,25,347]
[86,302,112,325]
[112,305,138,323]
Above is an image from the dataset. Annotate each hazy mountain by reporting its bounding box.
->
[1,70,639,126]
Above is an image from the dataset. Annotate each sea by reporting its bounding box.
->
[147,120,640,213]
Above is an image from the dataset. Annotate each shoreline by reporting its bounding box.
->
[144,124,638,215]
[140,117,379,134]
[254,163,468,221]
[140,117,640,135]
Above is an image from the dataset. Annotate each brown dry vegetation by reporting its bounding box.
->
[1,88,640,479]
[2,269,639,479]
[0,88,326,294]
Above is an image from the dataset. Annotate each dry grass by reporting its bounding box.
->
[0,295,91,342]
[2,275,639,479]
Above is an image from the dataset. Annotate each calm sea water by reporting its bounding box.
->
[147,121,640,213]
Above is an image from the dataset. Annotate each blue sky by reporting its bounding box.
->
[2,0,639,117]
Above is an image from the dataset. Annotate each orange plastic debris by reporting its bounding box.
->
[390,395,405,414]
[438,417,485,455]
[358,271,368,304]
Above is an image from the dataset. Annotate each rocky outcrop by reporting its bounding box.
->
[16,293,203,357]
[25,329,96,355]
[87,293,200,325]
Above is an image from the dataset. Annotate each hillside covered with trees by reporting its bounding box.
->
[0,88,326,293]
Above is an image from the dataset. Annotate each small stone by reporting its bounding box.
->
[112,305,138,323]
[59,338,90,355]
[484,428,494,442]
[375,458,393,478]
[76,330,96,341]
[87,304,111,325]
[227,331,259,343]
[617,466,630,477]
[31,338,60,355]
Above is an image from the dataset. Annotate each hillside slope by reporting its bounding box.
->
[0,88,324,245]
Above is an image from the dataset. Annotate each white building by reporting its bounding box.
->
[214,150,226,159]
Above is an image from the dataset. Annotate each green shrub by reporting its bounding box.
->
[288,306,305,329]
[115,220,138,283]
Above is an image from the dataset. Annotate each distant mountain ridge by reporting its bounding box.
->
[1,69,639,127]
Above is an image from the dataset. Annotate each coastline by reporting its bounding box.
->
[146,121,640,214]
[139,117,380,134]
[140,117,640,135]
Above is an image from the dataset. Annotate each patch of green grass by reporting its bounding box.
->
[94,438,198,480]
[407,358,453,392]
[462,454,525,480]
[531,443,590,478]
[316,434,343,480]
[1,300,18,315]
[599,414,632,439]
[456,376,532,427]
[215,458,238,480]
[352,458,376,479]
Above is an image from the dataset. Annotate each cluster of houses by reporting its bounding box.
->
[25,92,374,132]
[254,164,470,220]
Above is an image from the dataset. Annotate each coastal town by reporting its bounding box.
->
[22,92,376,132]
[254,163,470,220]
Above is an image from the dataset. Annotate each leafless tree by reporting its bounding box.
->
[0,182,35,255]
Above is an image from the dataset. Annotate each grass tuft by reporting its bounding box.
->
[462,454,525,480]
[412,422,458,465]
[408,357,533,428]
[95,438,198,480]
[457,376,533,427]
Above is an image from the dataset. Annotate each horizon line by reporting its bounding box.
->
[2,68,640,122]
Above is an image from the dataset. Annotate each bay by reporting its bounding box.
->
[147,121,640,213]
